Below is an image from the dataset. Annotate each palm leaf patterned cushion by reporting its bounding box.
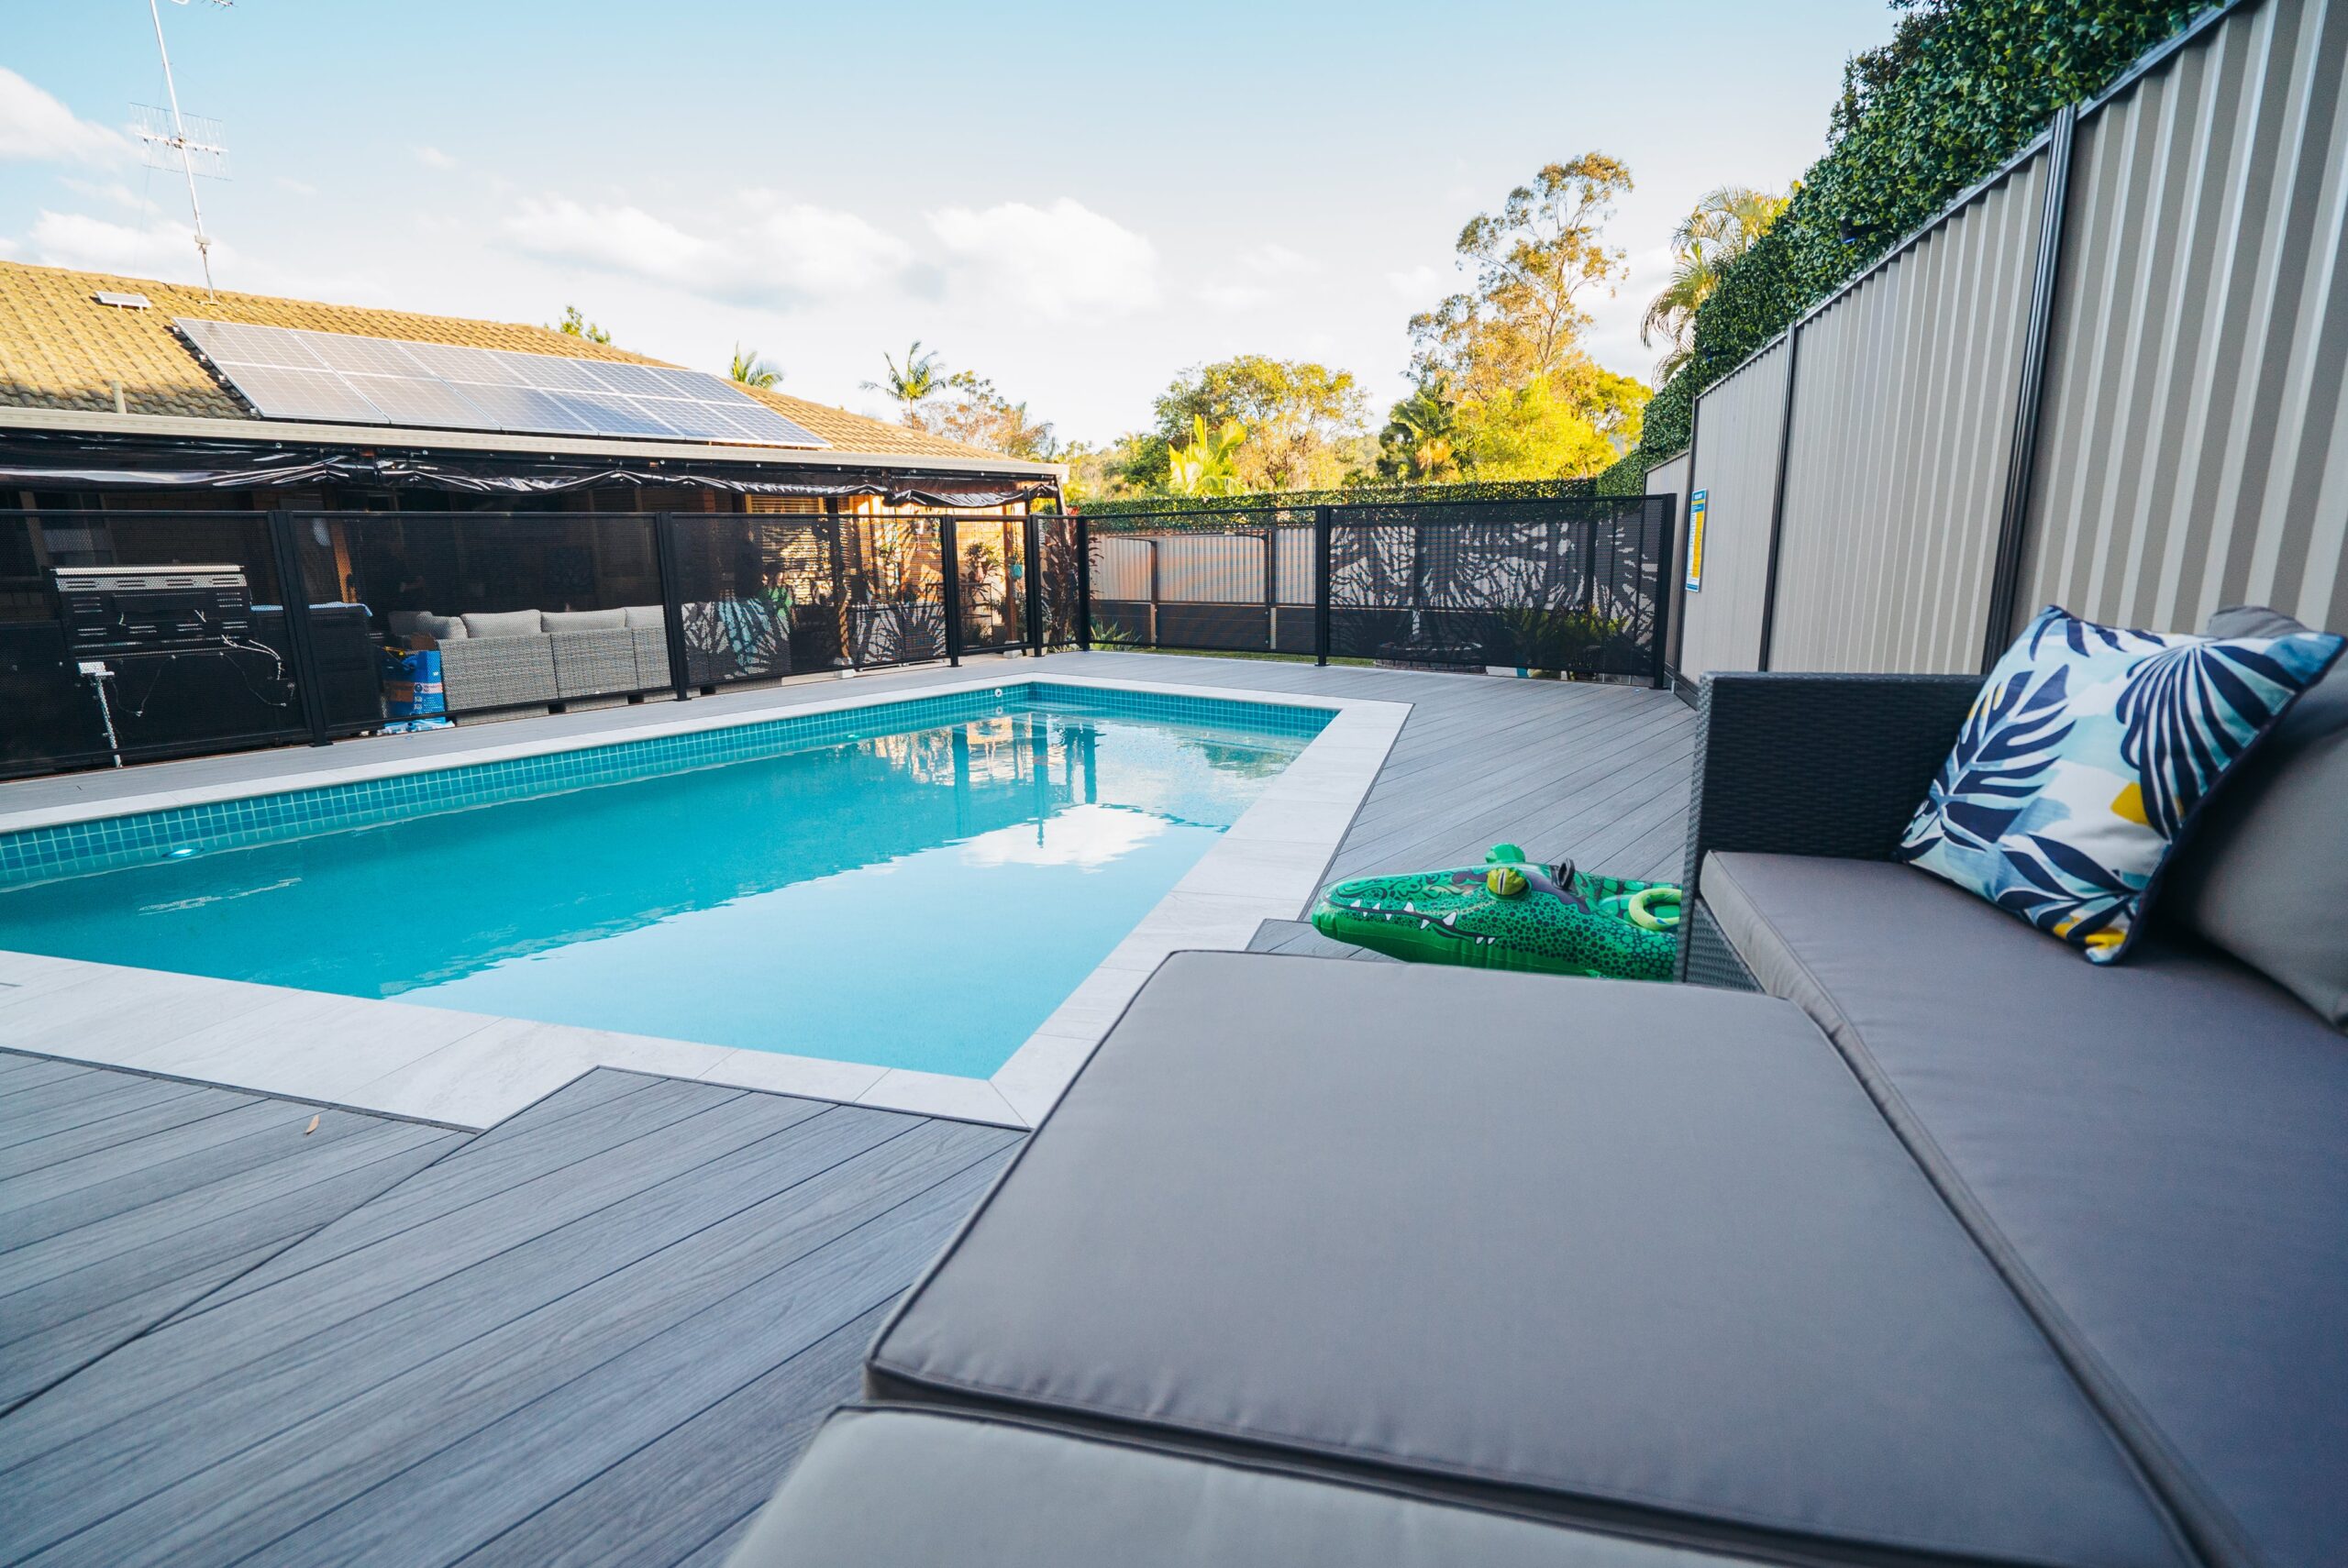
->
[1899,605,2344,963]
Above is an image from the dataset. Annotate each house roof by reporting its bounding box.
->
[0,260,1026,469]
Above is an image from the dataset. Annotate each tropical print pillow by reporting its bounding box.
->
[1898,605,2344,962]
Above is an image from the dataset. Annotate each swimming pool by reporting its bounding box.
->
[0,685,1326,1079]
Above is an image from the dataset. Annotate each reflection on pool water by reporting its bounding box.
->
[0,709,1312,1077]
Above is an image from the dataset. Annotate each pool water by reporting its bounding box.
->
[0,705,1313,1077]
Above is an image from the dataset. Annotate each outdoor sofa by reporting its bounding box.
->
[728,639,2342,1568]
[388,606,673,712]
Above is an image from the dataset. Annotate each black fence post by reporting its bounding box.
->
[940,515,964,668]
[1023,511,1046,656]
[1983,104,2078,672]
[1648,497,1676,690]
[1312,506,1333,666]
[1754,325,1805,673]
[1074,515,1092,651]
[264,509,333,747]
[651,513,692,701]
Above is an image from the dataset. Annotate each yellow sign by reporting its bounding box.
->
[1684,490,1708,593]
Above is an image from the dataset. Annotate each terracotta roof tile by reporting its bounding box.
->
[0,259,1022,466]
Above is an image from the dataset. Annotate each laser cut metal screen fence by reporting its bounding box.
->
[1081,495,1675,683]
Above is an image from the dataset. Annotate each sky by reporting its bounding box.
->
[2,1,1894,447]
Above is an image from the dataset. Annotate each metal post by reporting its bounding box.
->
[1074,515,1092,651]
[264,509,333,747]
[1023,509,1046,656]
[1983,104,2078,671]
[1754,327,1804,672]
[1312,505,1333,666]
[1648,496,1677,690]
[651,513,692,701]
[940,515,963,668]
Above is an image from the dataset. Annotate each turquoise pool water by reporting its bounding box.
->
[0,691,1319,1077]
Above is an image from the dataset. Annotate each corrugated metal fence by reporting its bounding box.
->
[1671,0,2345,683]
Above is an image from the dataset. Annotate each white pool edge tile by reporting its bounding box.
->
[0,674,1409,1132]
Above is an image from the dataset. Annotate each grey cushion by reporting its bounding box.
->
[2164,605,2348,1025]
[393,610,467,642]
[541,607,628,632]
[621,603,668,629]
[1702,851,2348,1568]
[869,952,2183,1568]
[726,1407,1766,1568]
[460,609,545,639]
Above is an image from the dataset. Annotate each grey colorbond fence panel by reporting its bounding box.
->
[1644,450,1691,670]
[1678,338,1790,679]
[2020,0,2348,637]
[1770,151,2049,672]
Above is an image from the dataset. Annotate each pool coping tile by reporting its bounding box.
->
[0,670,1408,1132]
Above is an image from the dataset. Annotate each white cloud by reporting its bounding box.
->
[502,193,911,309]
[1195,282,1268,312]
[1240,242,1317,279]
[1385,262,1446,300]
[0,68,131,165]
[739,197,914,297]
[277,175,319,197]
[415,145,457,169]
[27,210,227,281]
[60,178,147,212]
[925,198,1157,321]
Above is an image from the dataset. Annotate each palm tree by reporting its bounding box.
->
[864,341,946,418]
[1166,414,1246,497]
[1641,185,1791,381]
[728,346,781,388]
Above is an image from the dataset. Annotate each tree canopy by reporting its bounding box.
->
[1408,153,1633,404]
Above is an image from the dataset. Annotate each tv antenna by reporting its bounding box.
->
[137,0,232,295]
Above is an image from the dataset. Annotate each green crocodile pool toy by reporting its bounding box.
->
[1311,844,1681,981]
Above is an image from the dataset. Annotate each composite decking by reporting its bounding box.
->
[0,654,1695,1566]
[0,1058,1016,1568]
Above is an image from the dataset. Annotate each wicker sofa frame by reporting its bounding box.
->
[1675,672,1983,985]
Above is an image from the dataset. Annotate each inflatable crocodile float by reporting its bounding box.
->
[1310,845,1680,981]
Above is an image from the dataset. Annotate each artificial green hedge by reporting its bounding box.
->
[1633,0,2213,463]
[1081,475,1596,516]
[1593,450,1650,497]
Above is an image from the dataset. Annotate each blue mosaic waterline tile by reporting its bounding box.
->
[0,682,1333,889]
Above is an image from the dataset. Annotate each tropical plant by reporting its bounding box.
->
[1641,186,1791,382]
[865,341,947,416]
[1165,414,1247,497]
[728,345,781,388]
[551,305,611,345]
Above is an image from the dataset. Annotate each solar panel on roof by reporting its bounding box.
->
[173,318,829,447]
[215,365,389,424]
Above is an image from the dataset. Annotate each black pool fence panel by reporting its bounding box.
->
[1,509,322,779]
[1081,495,1677,685]
[0,506,1089,781]
[1,495,1668,780]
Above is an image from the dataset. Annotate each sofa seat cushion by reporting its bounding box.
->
[460,609,545,639]
[727,1407,1774,1568]
[542,607,628,632]
[869,952,2183,1568]
[1702,851,2348,1568]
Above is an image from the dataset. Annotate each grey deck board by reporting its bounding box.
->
[0,1069,1019,1568]
[0,1056,461,1419]
[452,1304,889,1568]
[0,1081,260,1182]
